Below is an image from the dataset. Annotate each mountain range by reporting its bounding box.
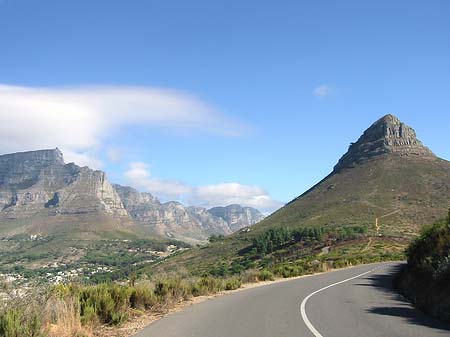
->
[0,149,264,243]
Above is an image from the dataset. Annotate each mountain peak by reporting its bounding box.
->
[377,113,400,124]
[333,114,435,172]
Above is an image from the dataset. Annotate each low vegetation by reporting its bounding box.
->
[396,209,450,322]
[163,223,403,279]
[0,222,406,337]
[0,219,410,337]
[0,273,243,337]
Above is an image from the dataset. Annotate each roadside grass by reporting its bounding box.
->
[0,273,243,337]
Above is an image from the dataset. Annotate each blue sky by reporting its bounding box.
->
[1,0,449,213]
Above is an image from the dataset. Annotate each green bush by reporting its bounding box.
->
[154,278,191,303]
[130,284,157,310]
[78,283,131,326]
[258,269,274,281]
[224,277,241,291]
[273,263,304,278]
[397,211,450,322]
[0,308,43,337]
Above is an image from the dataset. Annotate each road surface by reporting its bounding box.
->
[134,262,450,337]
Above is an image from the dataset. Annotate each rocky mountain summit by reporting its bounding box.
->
[0,149,263,242]
[267,114,450,235]
[334,114,435,173]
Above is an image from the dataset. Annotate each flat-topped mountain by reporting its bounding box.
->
[0,149,131,239]
[0,149,263,242]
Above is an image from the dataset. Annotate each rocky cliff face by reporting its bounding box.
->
[0,149,128,225]
[333,114,435,173]
[0,149,264,242]
[113,184,232,242]
[208,204,265,232]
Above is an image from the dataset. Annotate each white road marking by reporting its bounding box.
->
[300,266,382,337]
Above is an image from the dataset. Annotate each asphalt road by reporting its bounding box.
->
[134,262,450,337]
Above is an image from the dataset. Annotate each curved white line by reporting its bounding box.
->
[300,266,380,337]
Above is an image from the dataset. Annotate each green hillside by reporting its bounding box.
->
[147,115,450,277]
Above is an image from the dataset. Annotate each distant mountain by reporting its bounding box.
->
[0,149,263,243]
[113,184,233,243]
[208,204,264,232]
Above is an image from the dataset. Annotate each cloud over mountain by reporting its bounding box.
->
[124,162,282,214]
[0,84,246,168]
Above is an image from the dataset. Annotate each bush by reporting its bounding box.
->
[273,263,304,278]
[78,283,131,326]
[0,308,43,337]
[130,283,157,310]
[258,269,274,281]
[154,278,192,303]
[224,277,241,291]
[397,211,450,322]
[241,269,260,283]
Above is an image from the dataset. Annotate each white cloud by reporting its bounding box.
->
[106,148,122,163]
[64,149,104,169]
[192,183,283,213]
[313,84,332,98]
[124,162,193,200]
[124,163,283,214]
[0,84,246,168]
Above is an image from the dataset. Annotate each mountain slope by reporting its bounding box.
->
[152,114,450,275]
[256,114,449,237]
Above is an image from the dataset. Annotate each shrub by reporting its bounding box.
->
[0,308,43,337]
[154,278,191,303]
[78,283,131,326]
[130,283,157,310]
[224,277,241,291]
[258,269,274,281]
[241,269,260,283]
[273,264,304,278]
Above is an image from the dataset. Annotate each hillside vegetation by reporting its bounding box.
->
[396,210,450,322]
[0,273,243,337]
[147,154,448,278]
[146,115,450,277]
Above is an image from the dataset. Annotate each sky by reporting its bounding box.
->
[1,0,449,213]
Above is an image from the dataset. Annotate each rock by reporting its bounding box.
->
[0,149,129,236]
[0,149,264,243]
[208,204,265,232]
[114,184,232,242]
[333,114,435,173]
